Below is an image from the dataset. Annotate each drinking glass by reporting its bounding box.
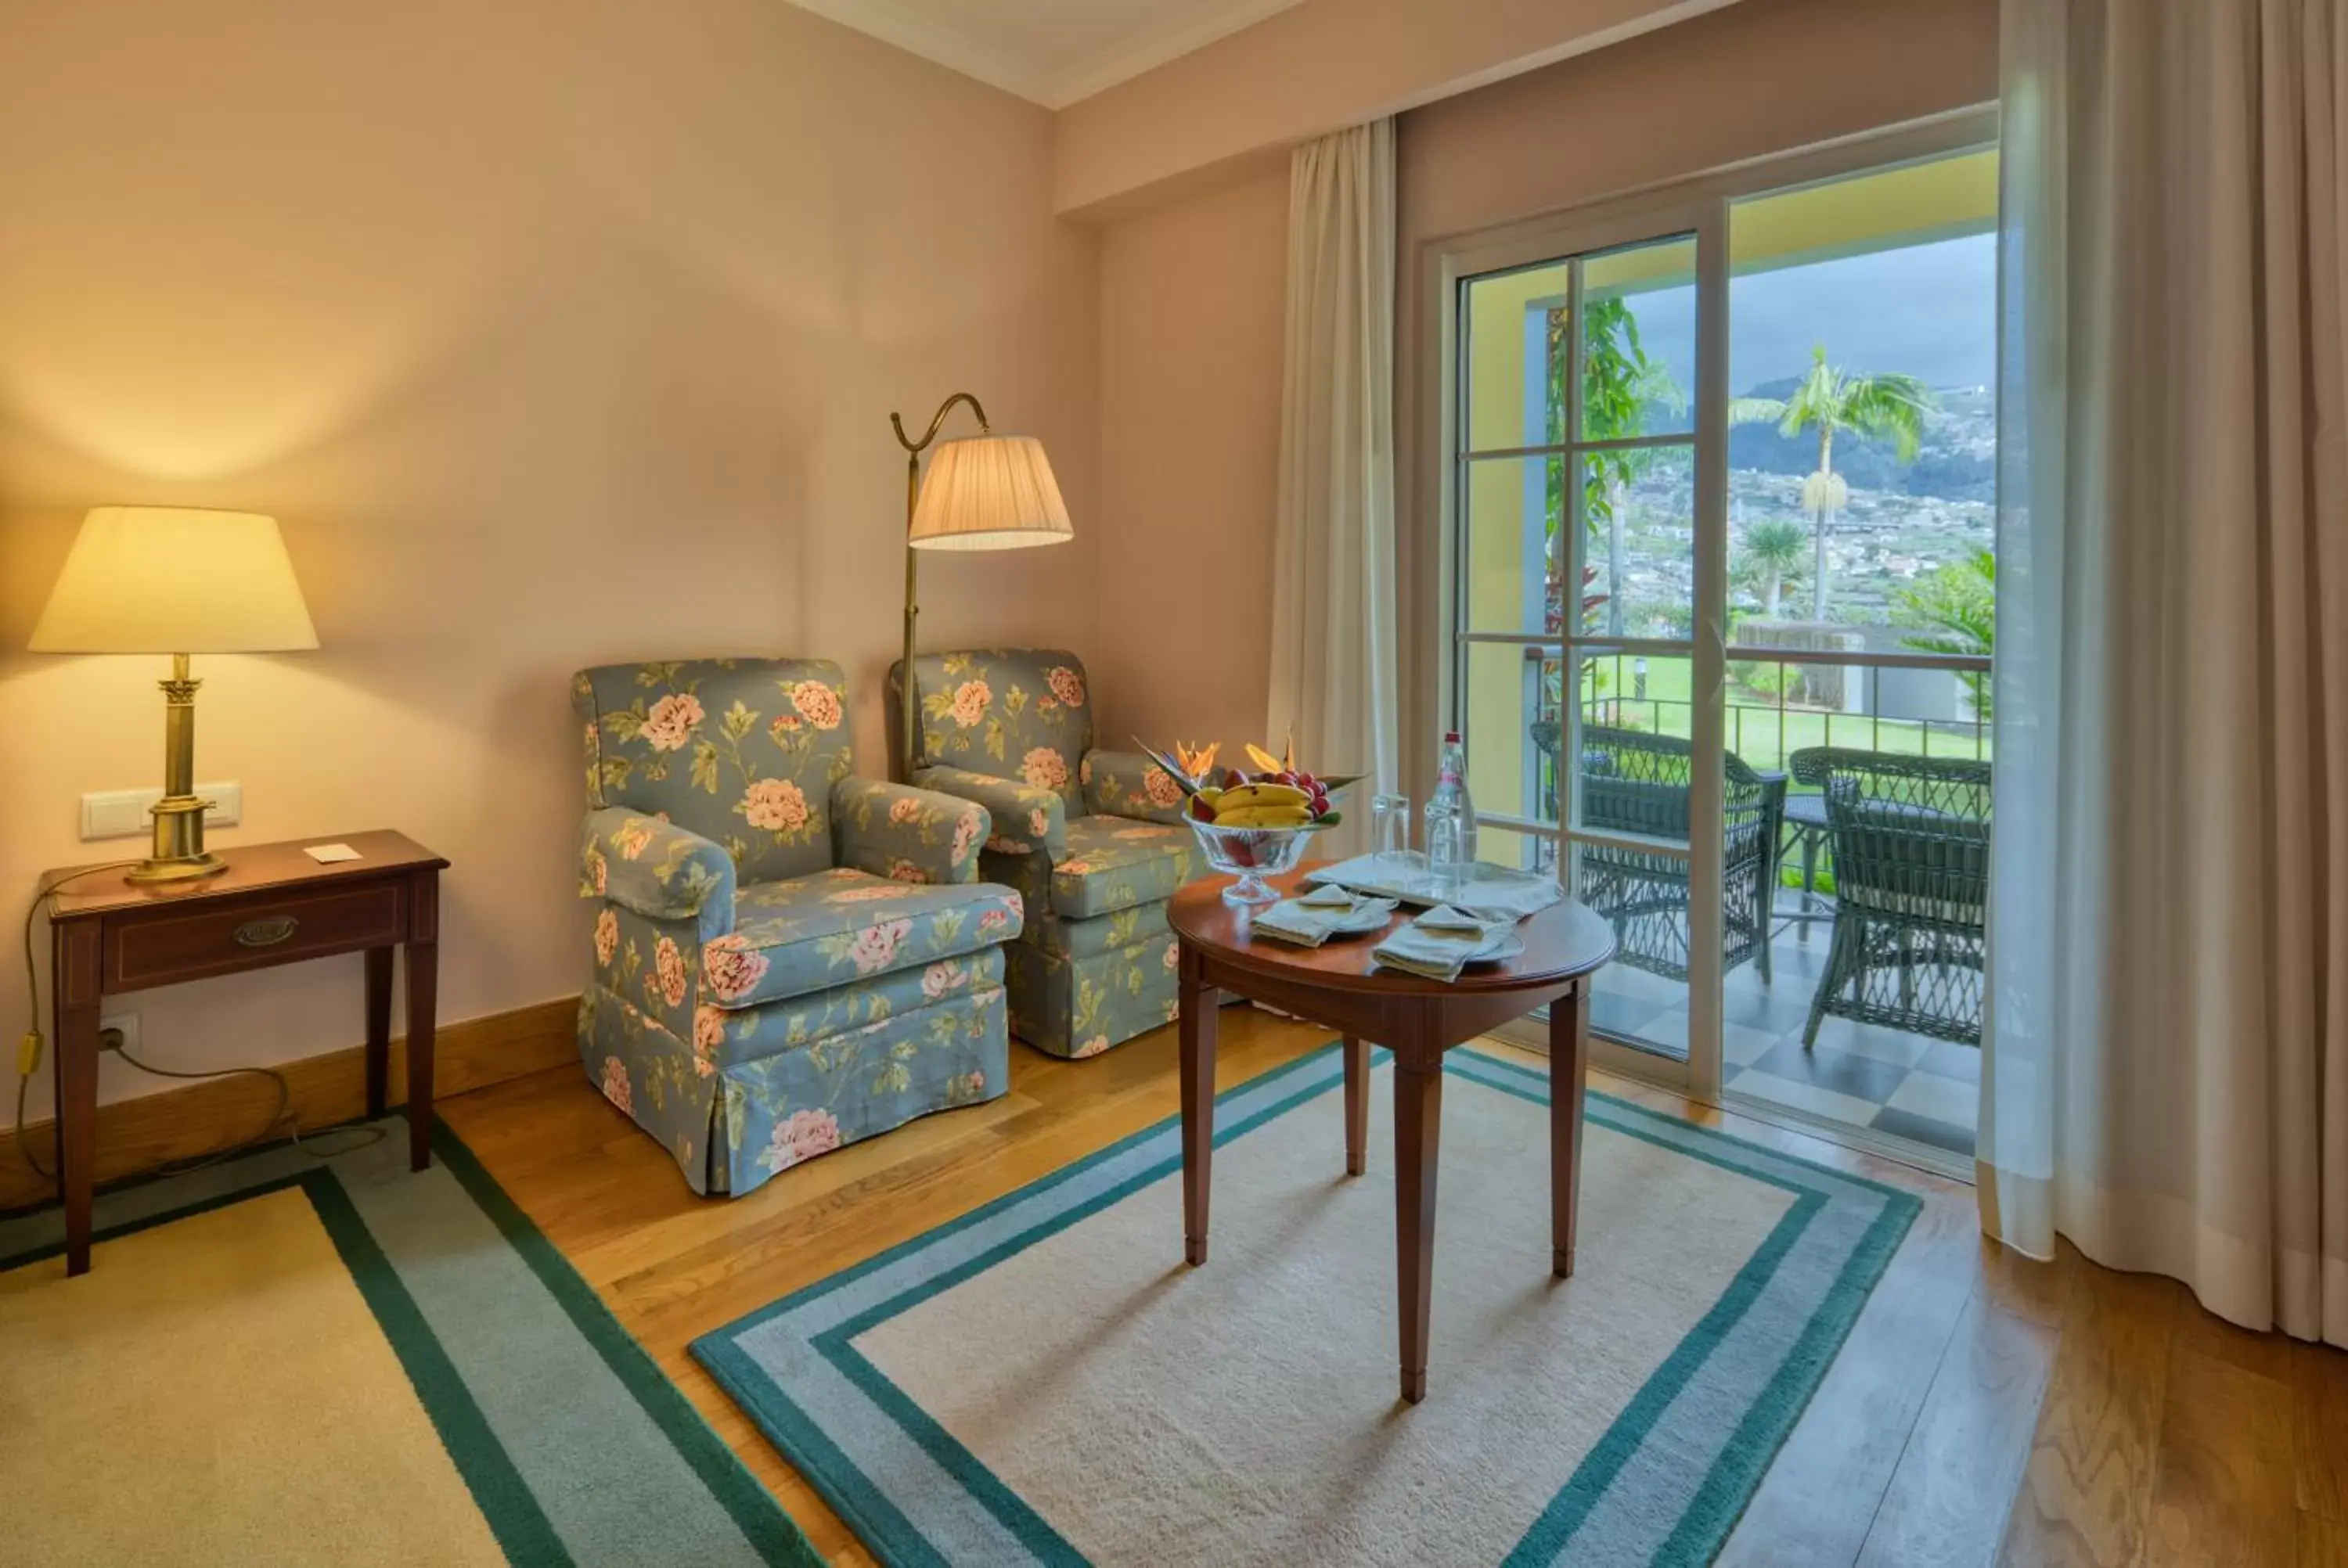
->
[1371,793,1412,866]
[1422,800,1462,900]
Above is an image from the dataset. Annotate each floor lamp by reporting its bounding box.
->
[891,394,1072,780]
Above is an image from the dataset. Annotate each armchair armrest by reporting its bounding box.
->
[831,776,990,886]
[1080,749,1190,825]
[914,765,1068,861]
[581,807,736,941]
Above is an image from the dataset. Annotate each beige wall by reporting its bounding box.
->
[1055,0,1737,218]
[1093,170,1291,757]
[0,0,1100,1124]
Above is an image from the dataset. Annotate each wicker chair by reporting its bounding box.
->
[1788,748,1992,1048]
[1530,721,1786,984]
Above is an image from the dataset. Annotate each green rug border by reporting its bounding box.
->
[303,1167,573,1563]
[1455,1049,1919,1564]
[694,1041,1921,1566]
[2,1112,822,1568]
[696,1041,1351,1566]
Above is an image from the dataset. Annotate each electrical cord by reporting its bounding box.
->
[16,863,135,1179]
[17,865,385,1184]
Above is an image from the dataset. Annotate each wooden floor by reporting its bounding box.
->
[441,1011,2348,1567]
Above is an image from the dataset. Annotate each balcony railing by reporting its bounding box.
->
[1524,647,1990,829]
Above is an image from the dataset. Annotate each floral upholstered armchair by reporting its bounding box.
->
[887,649,1199,1059]
[574,658,1024,1196]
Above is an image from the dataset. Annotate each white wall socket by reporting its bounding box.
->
[99,1012,139,1055]
[79,782,243,841]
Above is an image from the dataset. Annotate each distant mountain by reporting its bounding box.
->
[1723,380,1995,504]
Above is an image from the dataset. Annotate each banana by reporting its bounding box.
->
[1214,782,1309,812]
[1214,805,1314,828]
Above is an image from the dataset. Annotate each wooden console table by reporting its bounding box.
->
[41,830,448,1275]
[1167,866,1615,1404]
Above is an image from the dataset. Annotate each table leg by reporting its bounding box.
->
[52,922,102,1277]
[1342,1035,1368,1177]
[1178,946,1217,1266]
[405,938,437,1172]
[364,946,394,1120]
[1550,978,1591,1279]
[1394,1056,1443,1404]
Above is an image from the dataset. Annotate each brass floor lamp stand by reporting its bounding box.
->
[889,391,990,783]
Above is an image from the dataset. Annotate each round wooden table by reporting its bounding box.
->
[1167,866,1616,1403]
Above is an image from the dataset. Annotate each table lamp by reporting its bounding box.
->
[890,394,1072,779]
[29,506,318,883]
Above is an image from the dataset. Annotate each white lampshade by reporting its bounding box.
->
[908,435,1074,552]
[29,506,319,653]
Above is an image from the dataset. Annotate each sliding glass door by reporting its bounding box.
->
[1438,119,1997,1158]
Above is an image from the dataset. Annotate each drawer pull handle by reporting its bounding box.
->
[234,916,300,948]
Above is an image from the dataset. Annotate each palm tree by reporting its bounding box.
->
[1896,546,1996,718]
[1738,518,1808,618]
[1729,343,1935,620]
[1547,297,1684,635]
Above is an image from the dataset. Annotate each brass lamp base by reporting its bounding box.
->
[125,670,229,884]
[127,851,227,884]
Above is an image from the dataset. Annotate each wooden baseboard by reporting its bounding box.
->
[0,995,579,1212]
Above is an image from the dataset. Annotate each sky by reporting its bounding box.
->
[1624,232,1997,397]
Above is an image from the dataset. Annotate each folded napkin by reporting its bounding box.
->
[1306,854,1565,920]
[1372,906,1518,982]
[1251,887,1397,948]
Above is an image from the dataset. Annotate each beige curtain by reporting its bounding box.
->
[1986,0,2348,1343]
[1266,120,1399,829]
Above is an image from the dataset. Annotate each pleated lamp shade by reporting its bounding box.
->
[907,435,1073,552]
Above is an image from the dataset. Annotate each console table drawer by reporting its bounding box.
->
[106,880,407,990]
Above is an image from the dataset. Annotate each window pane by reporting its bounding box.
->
[1571,829,1691,1063]
[1579,236,1696,441]
[1727,150,1997,651]
[1454,446,1699,640]
[1579,446,1694,642]
[1460,455,1566,635]
[1472,822,1555,878]
[1462,259,1571,455]
[1460,640,1558,825]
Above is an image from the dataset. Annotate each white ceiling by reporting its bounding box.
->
[784,0,1305,109]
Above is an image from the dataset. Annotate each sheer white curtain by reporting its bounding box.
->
[1986,0,2348,1343]
[1266,120,1399,830]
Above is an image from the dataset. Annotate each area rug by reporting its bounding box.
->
[693,1043,1920,1566]
[0,1117,818,1567]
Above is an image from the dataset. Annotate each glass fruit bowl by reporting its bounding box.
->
[1186,817,1332,907]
